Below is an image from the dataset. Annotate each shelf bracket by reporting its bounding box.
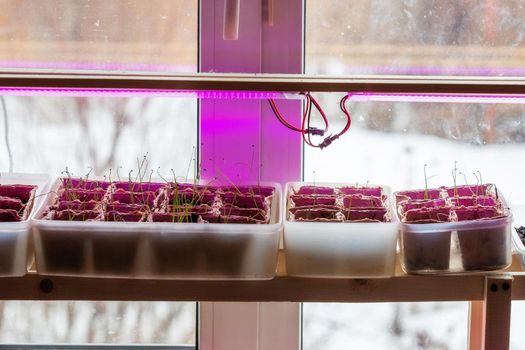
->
[469,274,513,350]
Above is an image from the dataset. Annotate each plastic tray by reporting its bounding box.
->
[0,173,49,277]
[396,191,512,275]
[283,182,398,278]
[31,180,282,279]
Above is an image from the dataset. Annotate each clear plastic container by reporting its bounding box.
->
[0,173,49,276]
[31,179,282,279]
[397,193,512,274]
[283,182,398,278]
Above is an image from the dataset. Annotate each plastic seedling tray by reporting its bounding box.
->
[396,185,512,274]
[31,179,282,279]
[283,182,398,278]
[0,173,49,276]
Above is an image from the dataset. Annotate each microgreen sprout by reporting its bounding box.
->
[156,167,169,183]
[117,166,123,181]
[423,164,437,200]
[186,146,196,183]
[452,161,458,197]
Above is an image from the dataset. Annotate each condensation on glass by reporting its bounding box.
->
[0,0,197,72]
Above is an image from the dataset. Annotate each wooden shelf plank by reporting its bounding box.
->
[0,253,520,303]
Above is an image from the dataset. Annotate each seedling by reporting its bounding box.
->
[423,164,437,200]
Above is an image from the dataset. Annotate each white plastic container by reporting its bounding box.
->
[283,182,398,278]
[397,192,512,274]
[0,173,49,276]
[31,180,282,279]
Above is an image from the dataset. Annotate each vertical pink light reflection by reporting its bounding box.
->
[200,0,302,186]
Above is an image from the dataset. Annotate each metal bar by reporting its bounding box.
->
[3,71,525,94]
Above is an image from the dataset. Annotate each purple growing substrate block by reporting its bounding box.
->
[295,186,334,196]
[404,207,452,223]
[151,212,200,223]
[105,211,145,222]
[112,181,164,193]
[451,196,496,207]
[166,204,213,215]
[220,192,266,209]
[445,184,490,197]
[401,199,447,212]
[397,188,442,201]
[111,190,156,206]
[56,200,98,211]
[106,203,149,214]
[339,186,383,197]
[219,206,267,221]
[292,208,339,221]
[61,178,111,190]
[52,209,101,221]
[0,184,35,203]
[455,207,501,221]
[0,209,21,222]
[342,195,383,209]
[0,196,24,212]
[60,189,105,202]
[290,195,337,207]
[169,189,216,206]
[342,208,387,222]
[219,185,274,197]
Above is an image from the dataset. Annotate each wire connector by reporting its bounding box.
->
[305,127,325,136]
[319,134,340,149]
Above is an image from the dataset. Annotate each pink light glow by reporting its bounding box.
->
[348,92,525,104]
[0,87,301,99]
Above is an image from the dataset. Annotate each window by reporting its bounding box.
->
[0,0,197,72]
[0,1,198,347]
[304,1,525,349]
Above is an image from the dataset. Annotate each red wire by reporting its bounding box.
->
[268,92,351,149]
[338,94,352,137]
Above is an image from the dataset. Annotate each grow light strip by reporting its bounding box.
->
[0,87,302,99]
[347,92,525,104]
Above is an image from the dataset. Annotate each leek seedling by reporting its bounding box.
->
[423,164,437,200]
[452,161,458,197]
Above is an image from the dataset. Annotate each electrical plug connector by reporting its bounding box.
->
[319,134,340,149]
[305,127,325,136]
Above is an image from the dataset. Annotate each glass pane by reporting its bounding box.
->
[511,301,525,350]
[0,301,196,346]
[306,0,525,76]
[303,302,469,350]
[0,0,197,72]
[0,94,197,345]
[0,95,197,177]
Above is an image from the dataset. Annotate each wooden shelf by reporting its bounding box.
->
[1,253,523,303]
